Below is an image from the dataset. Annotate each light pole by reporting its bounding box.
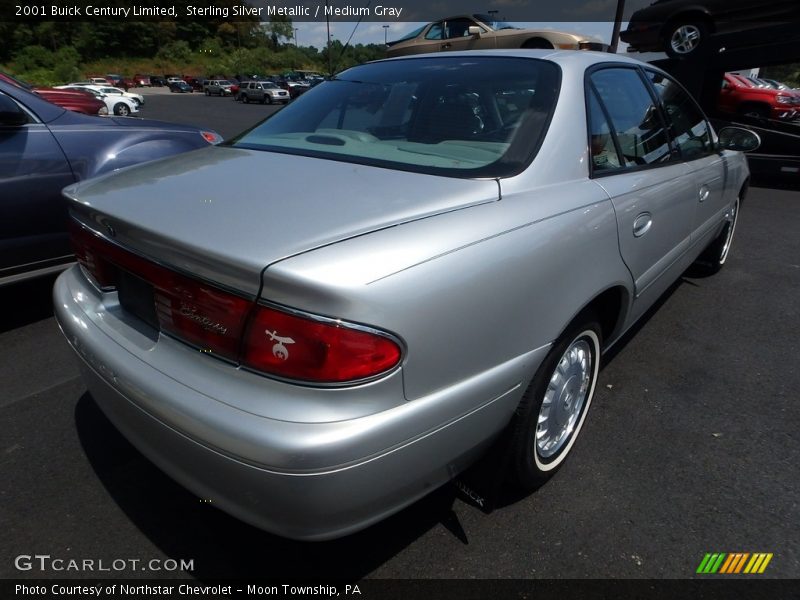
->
[609,0,626,53]
[383,25,389,45]
[294,27,299,47]
[326,0,332,76]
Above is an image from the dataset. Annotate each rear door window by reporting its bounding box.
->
[590,67,675,168]
[645,70,713,160]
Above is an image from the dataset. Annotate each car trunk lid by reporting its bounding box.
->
[64,146,500,296]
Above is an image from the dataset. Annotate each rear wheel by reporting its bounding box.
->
[509,314,602,489]
[243,94,249,104]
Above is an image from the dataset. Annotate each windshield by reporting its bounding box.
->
[230,57,560,179]
[473,14,518,30]
[393,25,426,42]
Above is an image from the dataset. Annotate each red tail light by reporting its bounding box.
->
[242,304,402,384]
[70,219,251,360]
[70,219,402,384]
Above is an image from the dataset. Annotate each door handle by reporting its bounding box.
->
[699,185,710,202]
[633,213,653,238]
[441,43,451,49]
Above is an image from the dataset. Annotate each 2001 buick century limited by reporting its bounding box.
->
[54,51,759,540]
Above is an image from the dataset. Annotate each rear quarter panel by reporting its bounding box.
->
[263,179,631,402]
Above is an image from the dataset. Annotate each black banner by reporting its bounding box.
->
[1,0,664,24]
[3,579,800,600]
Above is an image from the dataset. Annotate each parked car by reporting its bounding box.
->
[149,75,167,87]
[387,14,607,57]
[63,83,145,107]
[55,85,139,116]
[88,77,111,85]
[0,79,221,287]
[169,80,194,93]
[622,0,800,58]
[53,51,758,540]
[203,79,233,96]
[184,77,205,92]
[718,73,797,120]
[166,76,183,85]
[283,70,325,86]
[238,80,290,104]
[274,77,310,99]
[0,73,107,116]
[33,87,108,116]
[132,74,151,87]
[757,77,800,107]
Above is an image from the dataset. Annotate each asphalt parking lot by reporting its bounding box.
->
[1,92,798,581]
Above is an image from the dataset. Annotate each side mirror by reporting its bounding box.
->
[0,94,28,127]
[468,26,482,37]
[718,126,761,152]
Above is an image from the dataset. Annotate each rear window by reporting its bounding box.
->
[229,56,560,178]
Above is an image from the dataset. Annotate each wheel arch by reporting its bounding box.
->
[521,37,555,50]
[739,176,750,203]
[561,285,631,350]
[736,101,771,117]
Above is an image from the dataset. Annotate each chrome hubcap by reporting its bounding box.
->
[536,339,592,459]
[719,198,739,264]
[670,25,701,54]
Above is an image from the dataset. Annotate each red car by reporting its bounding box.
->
[34,88,107,116]
[0,72,107,115]
[132,74,151,87]
[718,73,797,120]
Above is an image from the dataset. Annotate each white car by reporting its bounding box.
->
[65,83,144,107]
[55,85,139,116]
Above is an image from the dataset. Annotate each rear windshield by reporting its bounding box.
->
[230,56,560,178]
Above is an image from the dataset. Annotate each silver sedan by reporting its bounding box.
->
[54,50,758,540]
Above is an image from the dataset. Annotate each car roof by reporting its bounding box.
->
[376,49,653,70]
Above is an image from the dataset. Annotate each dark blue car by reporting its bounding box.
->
[0,80,221,286]
[169,81,193,93]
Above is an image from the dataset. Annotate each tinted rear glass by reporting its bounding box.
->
[230,57,560,178]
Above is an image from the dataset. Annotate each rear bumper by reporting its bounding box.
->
[54,266,535,540]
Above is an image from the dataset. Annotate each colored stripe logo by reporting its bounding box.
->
[696,553,773,574]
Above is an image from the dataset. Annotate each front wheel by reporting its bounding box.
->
[113,102,130,116]
[664,21,707,58]
[509,315,602,490]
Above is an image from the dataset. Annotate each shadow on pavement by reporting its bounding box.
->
[0,273,59,334]
[74,393,458,580]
